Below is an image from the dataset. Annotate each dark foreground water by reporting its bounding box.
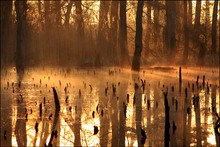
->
[1,66,219,146]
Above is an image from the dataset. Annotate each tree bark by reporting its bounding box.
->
[183,1,189,64]
[165,1,176,63]
[110,1,119,64]
[65,0,73,27]
[132,0,144,71]
[145,1,152,57]
[120,1,129,66]
[211,0,218,54]
[15,0,27,72]
[1,0,13,66]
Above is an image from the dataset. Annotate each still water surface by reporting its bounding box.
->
[1,66,219,146]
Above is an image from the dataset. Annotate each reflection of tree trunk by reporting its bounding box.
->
[164,92,170,147]
[132,0,144,71]
[74,96,82,147]
[135,84,143,146]
[99,92,110,146]
[119,99,126,146]
[183,93,187,146]
[111,91,119,146]
[15,74,27,146]
[194,96,201,147]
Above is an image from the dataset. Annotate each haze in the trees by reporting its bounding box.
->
[1,0,219,70]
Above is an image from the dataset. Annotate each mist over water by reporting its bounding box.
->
[1,66,219,146]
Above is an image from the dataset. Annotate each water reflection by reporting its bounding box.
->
[1,67,219,146]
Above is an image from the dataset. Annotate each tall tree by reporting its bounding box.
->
[97,1,110,64]
[183,1,189,64]
[211,0,218,54]
[1,0,13,66]
[132,0,144,71]
[165,1,176,63]
[75,0,85,59]
[15,0,27,71]
[110,1,119,64]
[119,1,129,66]
[65,0,73,27]
[145,0,152,57]
[55,0,61,27]
[194,0,205,66]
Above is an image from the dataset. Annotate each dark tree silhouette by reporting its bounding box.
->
[132,0,144,71]
[65,0,73,27]
[1,0,13,66]
[15,0,27,72]
[145,0,152,57]
[211,0,218,54]
[120,1,130,66]
[165,1,176,63]
[183,1,189,64]
[110,1,119,64]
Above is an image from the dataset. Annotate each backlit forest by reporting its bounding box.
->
[1,0,219,70]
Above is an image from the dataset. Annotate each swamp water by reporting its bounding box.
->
[1,66,219,146]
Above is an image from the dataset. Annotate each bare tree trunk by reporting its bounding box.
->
[119,1,129,66]
[75,0,84,59]
[110,1,119,64]
[183,1,189,64]
[97,1,109,64]
[165,1,176,63]
[15,0,27,72]
[194,0,205,66]
[145,1,152,58]
[132,0,144,71]
[65,0,73,27]
[55,0,61,27]
[1,0,13,66]
[211,0,218,54]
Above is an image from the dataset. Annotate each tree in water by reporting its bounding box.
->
[211,0,218,54]
[119,1,130,66]
[194,0,205,66]
[132,0,144,71]
[110,1,119,64]
[1,0,13,66]
[183,1,189,65]
[15,0,27,72]
[165,1,176,63]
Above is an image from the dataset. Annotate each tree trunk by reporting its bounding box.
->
[15,0,27,72]
[165,1,176,63]
[211,0,218,54]
[1,0,13,66]
[97,1,109,64]
[75,0,84,59]
[145,1,152,58]
[194,0,205,66]
[183,1,189,64]
[65,0,73,27]
[132,0,144,71]
[110,1,119,64]
[119,1,129,66]
[55,0,61,27]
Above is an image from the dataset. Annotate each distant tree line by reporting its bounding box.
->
[1,0,219,71]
